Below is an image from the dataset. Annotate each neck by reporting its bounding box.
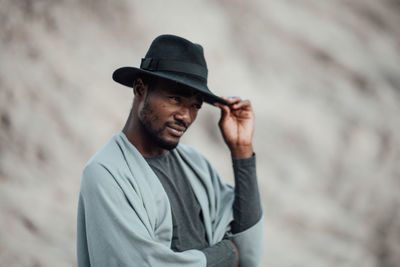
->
[122,109,166,157]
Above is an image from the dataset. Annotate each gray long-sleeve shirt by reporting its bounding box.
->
[146,151,261,267]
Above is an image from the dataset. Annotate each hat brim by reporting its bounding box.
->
[112,67,229,105]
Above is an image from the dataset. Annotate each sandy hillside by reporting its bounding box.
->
[1,0,400,266]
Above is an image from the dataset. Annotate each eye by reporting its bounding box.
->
[192,103,202,110]
[169,96,181,104]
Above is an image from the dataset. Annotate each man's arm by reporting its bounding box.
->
[176,142,263,267]
[216,97,262,232]
[215,97,263,267]
[231,154,262,233]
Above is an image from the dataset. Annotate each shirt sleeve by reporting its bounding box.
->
[201,239,237,267]
[175,144,264,267]
[230,154,262,233]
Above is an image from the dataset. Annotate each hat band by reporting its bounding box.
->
[140,58,208,80]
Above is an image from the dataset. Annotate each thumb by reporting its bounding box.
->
[214,102,230,119]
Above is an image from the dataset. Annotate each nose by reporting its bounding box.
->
[174,106,192,126]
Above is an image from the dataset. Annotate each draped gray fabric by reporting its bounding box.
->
[77,132,263,266]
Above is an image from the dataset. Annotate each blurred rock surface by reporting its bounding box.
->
[1,0,400,266]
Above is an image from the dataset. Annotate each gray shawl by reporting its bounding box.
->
[77,132,263,266]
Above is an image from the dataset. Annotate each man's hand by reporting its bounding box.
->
[229,240,240,267]
[215,97,254,158]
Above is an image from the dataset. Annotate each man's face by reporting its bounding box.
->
[138,80,203,150]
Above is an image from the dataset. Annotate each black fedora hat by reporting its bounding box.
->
[112,34,228,105]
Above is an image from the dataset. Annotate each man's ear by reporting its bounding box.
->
[133,78,148,100]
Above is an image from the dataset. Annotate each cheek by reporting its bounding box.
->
[189,109,199,123]
[140,101,159,125]
[146,103,171,126]
[158,103,173,119]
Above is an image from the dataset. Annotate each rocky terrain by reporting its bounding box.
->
[1,0,400,266]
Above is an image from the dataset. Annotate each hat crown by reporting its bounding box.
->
[144,35,207,70]
[112,34,229,105]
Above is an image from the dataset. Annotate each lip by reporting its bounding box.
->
[166,125,186,137]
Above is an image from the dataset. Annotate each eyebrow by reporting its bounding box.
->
[164,86,204,103]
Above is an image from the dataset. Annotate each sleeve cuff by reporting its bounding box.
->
[232,153,256,168]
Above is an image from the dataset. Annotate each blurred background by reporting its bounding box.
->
[1,0,400,266]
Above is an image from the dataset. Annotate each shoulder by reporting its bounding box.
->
[86,135,125,168]
[81,135,125,193]
[81,161,118,191]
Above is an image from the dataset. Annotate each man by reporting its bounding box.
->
[77,35,263,267]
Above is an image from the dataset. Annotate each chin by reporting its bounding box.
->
[155,136,179,150]
[159,141,179,150]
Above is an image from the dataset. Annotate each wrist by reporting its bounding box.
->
[230,144,253,158]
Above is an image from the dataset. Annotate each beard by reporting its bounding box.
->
[139,101,180,150]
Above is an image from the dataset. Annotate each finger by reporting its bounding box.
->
[231,100,251,110]
[224,96,241,105]
[214,101,230,116]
